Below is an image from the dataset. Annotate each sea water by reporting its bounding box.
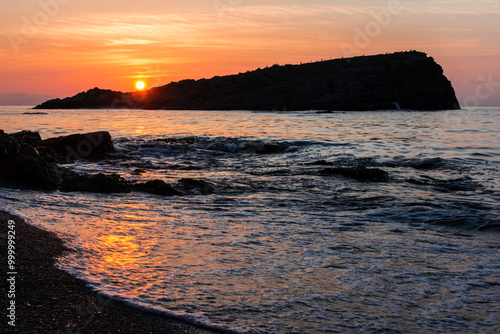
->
[1,107,499,333]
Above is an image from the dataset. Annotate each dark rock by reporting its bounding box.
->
[136,179,181,196]
[38,131,116,161]
[34,51,460,111]
[177,178,215,195]
[131,168,146,175]
[319,166,389,182]
[36,146,66,164]
[60,172,130,193]
[404,157,446,170]
[236,142,286,154]
[34,88,126,109]
[305,160,334,166]
[0,130,58,190]
[11,130,42,146]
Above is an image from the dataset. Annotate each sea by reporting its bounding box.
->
[1,106,499,333]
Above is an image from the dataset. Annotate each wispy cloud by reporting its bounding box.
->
[104,39,156,46]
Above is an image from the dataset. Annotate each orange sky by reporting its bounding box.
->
[0,0,499,106]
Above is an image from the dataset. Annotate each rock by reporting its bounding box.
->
[236,142,286,154]
[135,179,214,196]
[36,146,66,164]
[136,179,181,196]
[60,172,130,193]
[38,131,116,161]
[11,130,42,146]
[33,88,125,109]
[404,157,446,170]
[0,130,59,190]
[177,178,215,195]
[131,168,146,175]
[319,166,389,182]
[305,160,334,166]
[34,51,460,111]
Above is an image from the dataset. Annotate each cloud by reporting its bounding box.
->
[1,0,499,96]
[104,39,156,46]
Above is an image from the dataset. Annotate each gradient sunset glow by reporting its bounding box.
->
[0,0,499,106]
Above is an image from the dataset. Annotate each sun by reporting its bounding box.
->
[135,81,145,90]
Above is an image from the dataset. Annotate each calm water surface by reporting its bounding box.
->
[1,107,499,333]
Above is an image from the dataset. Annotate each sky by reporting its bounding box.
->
[0,0,499,106]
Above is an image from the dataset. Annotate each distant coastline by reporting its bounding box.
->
[35,51,460,112]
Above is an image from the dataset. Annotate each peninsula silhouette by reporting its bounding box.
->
[35,51,460,111]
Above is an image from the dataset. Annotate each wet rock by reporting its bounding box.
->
[0,130,58,189]
[404,158,447,170]
[319,166,389,182]
[305,160,334,166]
[38,131,116,161]
[131,168,146,175]
[60,172,130,193]
[236,142,286,154]
[11,130,42,146]
[177,178,215,195]
[136,179,181,196]
[22,111,48,115]
[36,146,66,164]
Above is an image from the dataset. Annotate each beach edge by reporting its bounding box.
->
[1,210,225,334]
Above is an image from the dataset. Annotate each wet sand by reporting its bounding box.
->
[0,210,225,334]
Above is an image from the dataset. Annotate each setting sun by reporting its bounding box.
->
[135,81,145,90]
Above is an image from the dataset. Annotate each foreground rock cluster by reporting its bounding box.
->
[35,51,460,111]
[0,130,59,189]
[0,130,214,195]
[1,130,393,194]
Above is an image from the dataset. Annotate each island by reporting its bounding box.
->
[34,51,460,111]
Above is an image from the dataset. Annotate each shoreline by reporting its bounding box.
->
[0,210,226,334]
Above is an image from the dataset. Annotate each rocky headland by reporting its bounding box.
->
[35,51,460,111]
